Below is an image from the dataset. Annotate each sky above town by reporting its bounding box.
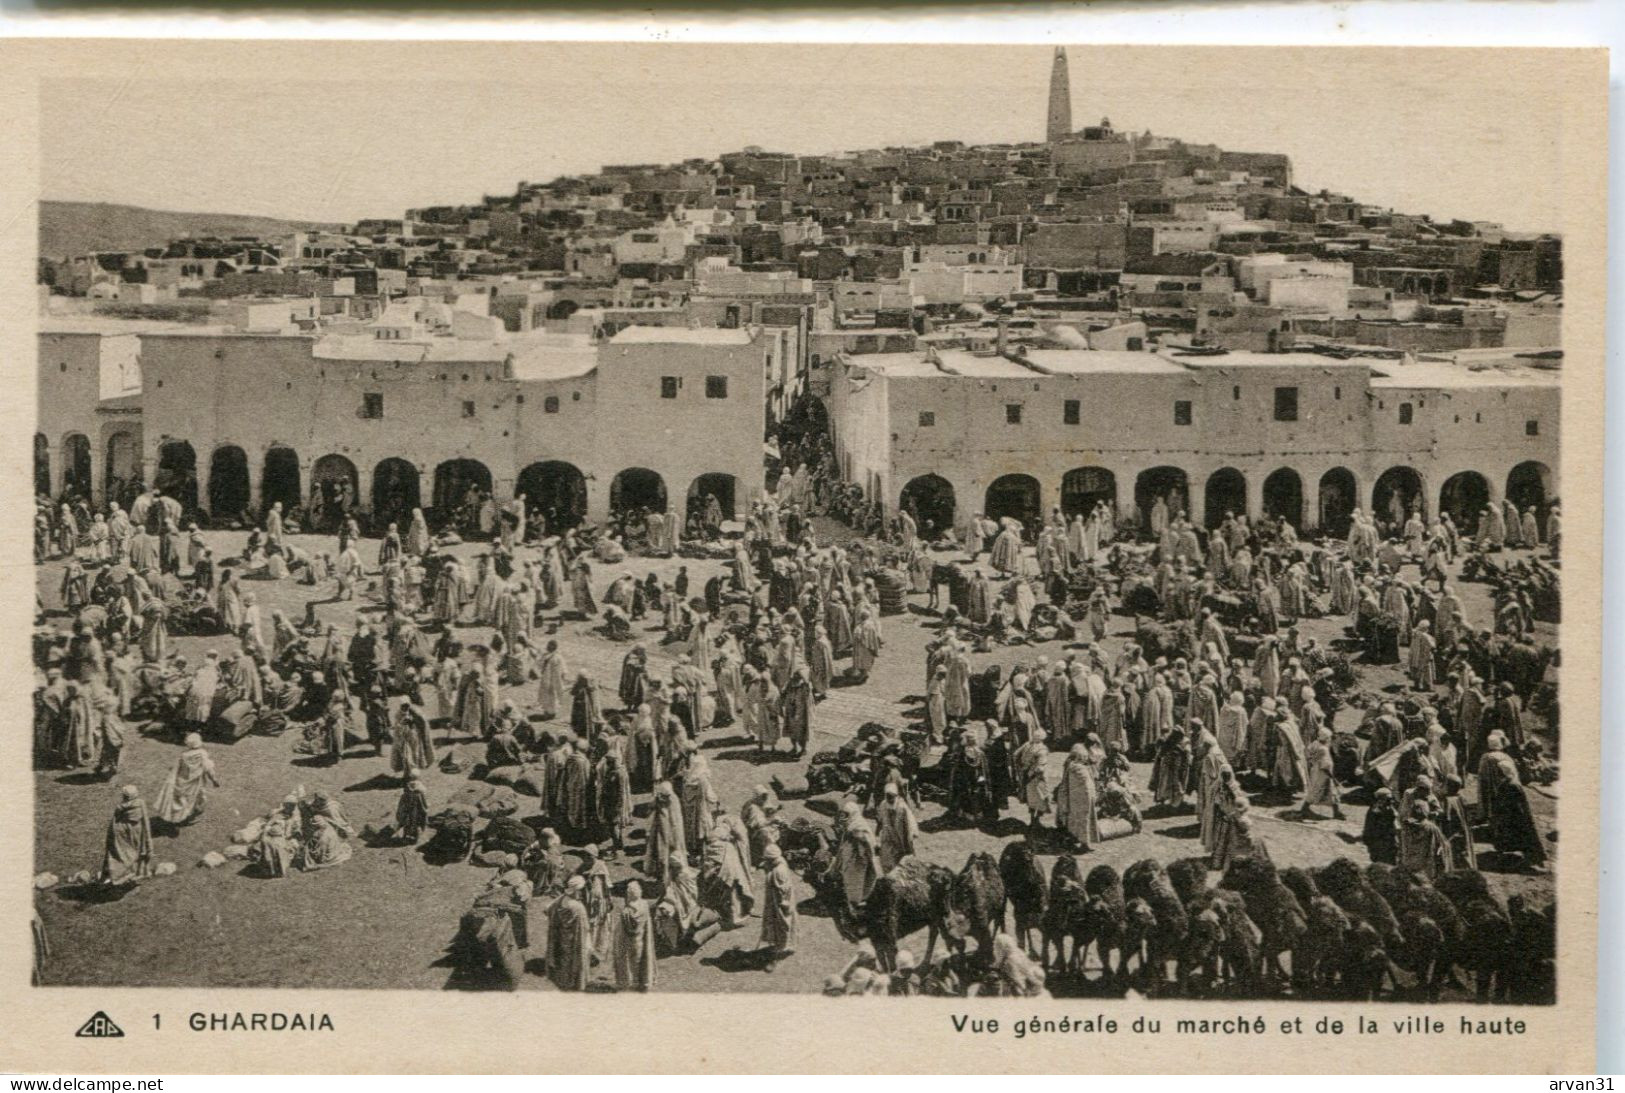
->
[40,43,1570,232]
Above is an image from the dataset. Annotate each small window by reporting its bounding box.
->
[544,396,560,414]
[462,400,476,418]
[1063,399,1080,425]
[660,376,679,399]
[1232,385,1241,401]
[1398,403,1414,425]
[1174,400,1192,426]
[918,411,935,427]
[362,393,383,419]
[1526,419,1539,436]
[1273,386,1299,422]
[705,375,728,399]
[1334,386,1342,400]
[572,391,581,401]
[1005,403,1023,425]
[1475,412,1482,423]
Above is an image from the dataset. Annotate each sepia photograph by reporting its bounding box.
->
[17,39,1596,1027]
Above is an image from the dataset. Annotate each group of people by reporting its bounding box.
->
[41,475,902,991]
[35,444,1558,996]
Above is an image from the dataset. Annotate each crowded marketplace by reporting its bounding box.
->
[32,403,1559,1002]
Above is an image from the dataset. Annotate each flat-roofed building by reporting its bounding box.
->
[828,344,1559,539]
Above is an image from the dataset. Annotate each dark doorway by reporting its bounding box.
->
[105,432,140,508]
[208,445,250,523]
[516,461,588,533]
[1203,467,1248,530]
[610,467,667,517]
[62,434,92,501]
[1506,461,1553,517]
[155,440,198,515]
[1061,466,1117,519]
[310,454,360,533]
[1318,467,1357,538]
[1439,471,1491,529]
[687,473,738,524]
[900,474,956,538]
[984,473,1041,535]
[1373,466,1425,530]
[1134,466,1189,533]
[34,434,50,497]
[369,458,419,534]
[433,459,493,530]
[1262,467,1304,528]
[261,446,302,518]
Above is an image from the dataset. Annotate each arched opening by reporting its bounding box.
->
[105,432,140,508]
[208,445,251,522]
[1134,466,1189,533]
[369,458,419,534]
[1506,461,1554,518]
[1060,466,1117,519]
[155,440,198,515]
[900,474,956,538]
[1318,467,1357,538]
[433,459,493,529]
[1372,466,1425,531]
[1439,471,1491,529]
[1203,467,1248,530]
[60,433,92,500]
[309,454,360,533]
[33,434,50,497]
[260,446,302,518]
[984,473,1041,534]
[686,472,738,525]
[516,460,588,532]
[609,467,667,518]
[1262,468,1304,529]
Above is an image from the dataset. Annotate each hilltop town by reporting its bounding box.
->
[33,49,1561,1004]
[37,58,1562,531]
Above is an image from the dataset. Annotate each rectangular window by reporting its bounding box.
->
[1398,402,1414,425]
[660,376,679,399]
[1232,385,1241,401]
[1063,399,1080,425]
[1174,400,1192,426]
[362,393,383,419]
[1005,403,1023,425]
[1334,385,1341,400]
[705,375,728,399]
[1526,419,1539,436]
[918,411,935,427]
[1273,386,1299,422]
[462,400,476,418]
[544,396,560,413]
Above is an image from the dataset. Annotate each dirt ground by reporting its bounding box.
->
[32,521,1558,996]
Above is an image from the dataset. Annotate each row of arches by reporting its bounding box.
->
[897,461,1555,539]
[140,441,741,532]
[35,431,143,504]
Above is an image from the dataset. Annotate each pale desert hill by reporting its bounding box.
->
[39,199,339,258]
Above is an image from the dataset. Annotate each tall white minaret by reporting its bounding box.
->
[1046,47,1073,143]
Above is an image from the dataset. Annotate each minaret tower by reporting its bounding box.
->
[1046,47,1073,143]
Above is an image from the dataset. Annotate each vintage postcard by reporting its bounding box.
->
[0,37,1605,1074]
